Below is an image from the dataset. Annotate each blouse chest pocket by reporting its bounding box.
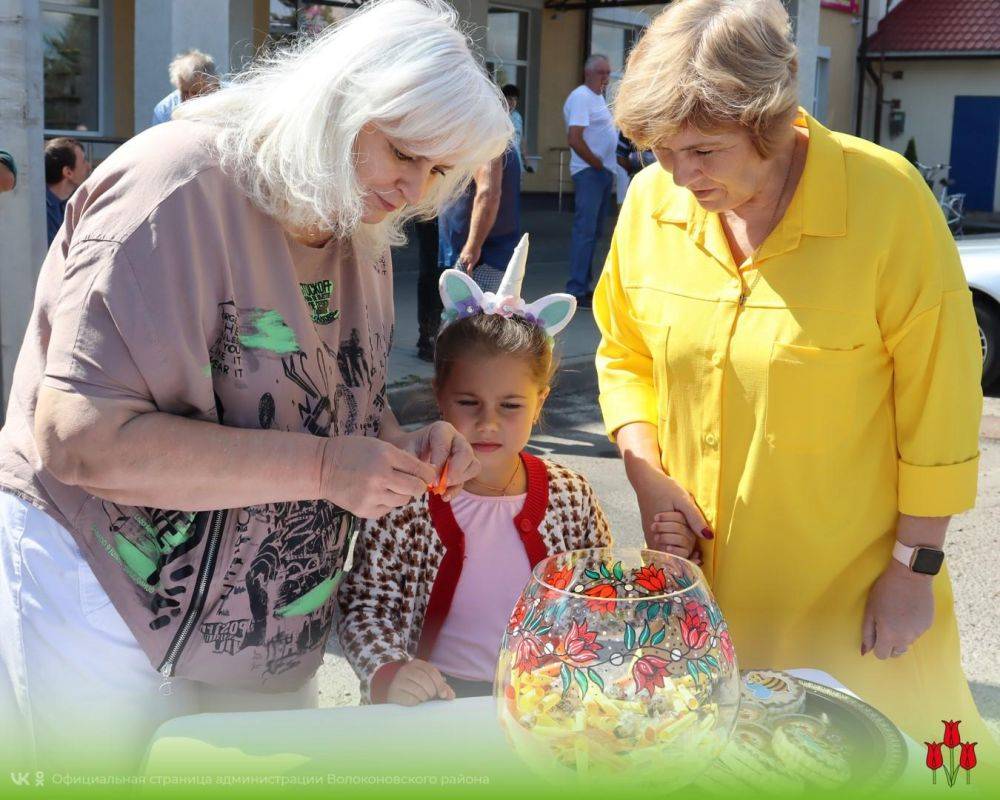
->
[632,315,671,416]
[765,343,862,455]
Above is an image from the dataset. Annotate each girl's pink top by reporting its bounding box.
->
[428,490,532,682]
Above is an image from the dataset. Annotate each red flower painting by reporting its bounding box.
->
[563,621,601,665]
[719,628,736,665]
[632,655,670,696]
[513,634,544,673]
[680,605,711,650]
[543,564,575,591]
[583,583,618,614]
[633,564,667,593]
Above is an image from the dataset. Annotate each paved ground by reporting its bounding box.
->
[319,386,1000,743]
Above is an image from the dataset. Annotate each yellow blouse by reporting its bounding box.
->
[594,112,987,742]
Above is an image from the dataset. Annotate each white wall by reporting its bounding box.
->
[0,0,47,413]
[877,59,1000,211]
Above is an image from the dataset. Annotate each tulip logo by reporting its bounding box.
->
[926,720,978,787]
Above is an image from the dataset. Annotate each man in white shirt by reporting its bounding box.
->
[562,54,616,306]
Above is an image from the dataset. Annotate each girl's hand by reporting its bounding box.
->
[321,436,436,519]
[386,659,456,706]
[397,421,480,501]
[861,560,935,659]
[634,471,712,558]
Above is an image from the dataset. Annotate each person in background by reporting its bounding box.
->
[501,84,532,174]
[44,137,90,245]
[616,131,655,177]
[0,150,16,193]
[563,54,616,308]
[150,49,220,126]
[415,218,441,362]
[438,143,521,281]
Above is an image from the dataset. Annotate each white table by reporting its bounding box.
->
[142,669,922,791]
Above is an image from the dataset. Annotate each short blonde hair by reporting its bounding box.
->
[614,0,799,157]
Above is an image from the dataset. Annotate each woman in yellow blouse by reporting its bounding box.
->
[595,0,993,749]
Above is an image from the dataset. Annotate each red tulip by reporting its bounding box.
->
[563,621,601,666]
[942,720,962,748]
[960,742,977,771]
[583,583,618,614]
[680,608,710,650]
[632,655,670,696]
[543,564,575,591]
[513,634,544,673]
[633,564,668,593]
[925,741,944,770]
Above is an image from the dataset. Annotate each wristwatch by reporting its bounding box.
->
[892,541,945,575]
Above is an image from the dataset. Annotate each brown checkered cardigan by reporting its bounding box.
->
[336,452,612,703]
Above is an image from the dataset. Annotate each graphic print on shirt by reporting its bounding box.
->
[200,500,352,678]
[299,279,340,325]
[209,303,303,385]
[90,502,204,632]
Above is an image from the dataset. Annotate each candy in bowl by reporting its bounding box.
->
[495,548,740,789]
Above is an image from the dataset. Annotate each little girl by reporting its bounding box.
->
[338,236,612,705]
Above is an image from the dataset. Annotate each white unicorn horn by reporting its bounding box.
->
[497,233,529,300]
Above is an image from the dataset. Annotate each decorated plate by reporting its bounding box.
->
[792,677,908,792]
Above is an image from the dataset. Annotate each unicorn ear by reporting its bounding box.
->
[523,293,577,337]
[439,269,484,315]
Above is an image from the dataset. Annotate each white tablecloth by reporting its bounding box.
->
[142,668,922,788]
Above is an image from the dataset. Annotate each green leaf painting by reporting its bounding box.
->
[560,663,571,694]
[574,669,589,697]
[639,622,650,647]
[624,623,636,650]
[587,669,605,691]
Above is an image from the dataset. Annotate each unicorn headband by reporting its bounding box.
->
[438,234,577,337]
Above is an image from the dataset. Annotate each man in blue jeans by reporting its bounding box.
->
[563,55,616,307]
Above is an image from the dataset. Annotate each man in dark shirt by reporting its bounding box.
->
[44,138,90,245]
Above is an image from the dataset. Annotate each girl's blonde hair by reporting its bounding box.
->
[614,0,799,157]
[174,0,512,250]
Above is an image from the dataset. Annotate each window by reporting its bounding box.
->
[590,9,649,102]
[41,0,102,134]
[487,6,530,131]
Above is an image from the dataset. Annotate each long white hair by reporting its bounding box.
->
[174,0,512,249]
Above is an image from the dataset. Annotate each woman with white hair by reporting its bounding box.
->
[595,0,991,747]
[0,0,511,772]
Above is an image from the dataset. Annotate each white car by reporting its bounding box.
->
[958,234,1000,387]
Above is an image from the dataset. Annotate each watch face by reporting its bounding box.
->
[912,548,945,575]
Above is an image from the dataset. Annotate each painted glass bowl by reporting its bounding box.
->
[495,548,740,789]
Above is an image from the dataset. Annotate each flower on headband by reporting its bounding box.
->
[438,234,577,338]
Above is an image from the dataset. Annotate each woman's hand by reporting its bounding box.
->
[320,435,437,519]
[616,422,711,561]
[386,659,456,706]
[861,560,935,659]
[394,421,480,502]
[636,472,712,558]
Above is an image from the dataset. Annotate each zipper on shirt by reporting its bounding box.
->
[156,509,228,683]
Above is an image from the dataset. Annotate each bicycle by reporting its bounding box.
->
[915,162,965,236]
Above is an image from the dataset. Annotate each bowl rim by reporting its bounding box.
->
[531,546,707,601]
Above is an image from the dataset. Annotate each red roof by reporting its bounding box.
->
[867,0,1000,54]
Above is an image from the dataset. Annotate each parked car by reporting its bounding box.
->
[957,234,1000,387]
